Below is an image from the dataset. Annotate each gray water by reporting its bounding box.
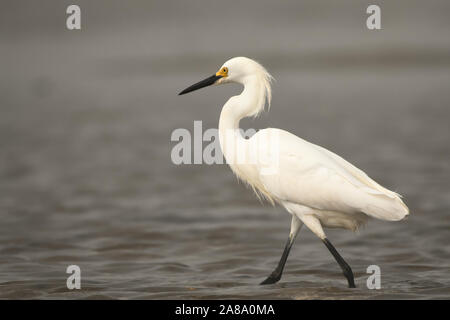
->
[0,0,450,299]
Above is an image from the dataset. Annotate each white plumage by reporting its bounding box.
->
[179,56,409,287]
[216,57,408,234]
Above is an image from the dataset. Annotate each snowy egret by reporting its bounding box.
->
[179,57,409,288]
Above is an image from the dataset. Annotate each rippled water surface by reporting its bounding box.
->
[0,1,449,299]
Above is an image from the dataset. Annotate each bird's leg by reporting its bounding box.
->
[322,238,356,288]
[260,216,302,285]
[260,236,293,285]
[300,214,356,288]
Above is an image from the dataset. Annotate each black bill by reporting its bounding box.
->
[178,74,222,95]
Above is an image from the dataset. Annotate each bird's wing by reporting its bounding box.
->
[253,128,409,221]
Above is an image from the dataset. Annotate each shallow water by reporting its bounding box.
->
[0,1,450,299]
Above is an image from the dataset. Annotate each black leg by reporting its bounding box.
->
[322,238,356,288]
[260,237,294,285]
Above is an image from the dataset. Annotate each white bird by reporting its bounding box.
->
[179,57,409,288]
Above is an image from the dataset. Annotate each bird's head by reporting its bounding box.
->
[178,57,273,99]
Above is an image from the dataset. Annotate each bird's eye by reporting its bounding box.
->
[223,67,228,73]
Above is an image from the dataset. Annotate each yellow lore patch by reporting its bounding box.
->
[216,67,228,77]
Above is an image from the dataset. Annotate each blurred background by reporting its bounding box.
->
[0,0,449,299]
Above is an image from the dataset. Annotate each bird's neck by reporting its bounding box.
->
[218,78,261,164]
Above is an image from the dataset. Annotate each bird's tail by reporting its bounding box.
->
[362,192,409,221]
